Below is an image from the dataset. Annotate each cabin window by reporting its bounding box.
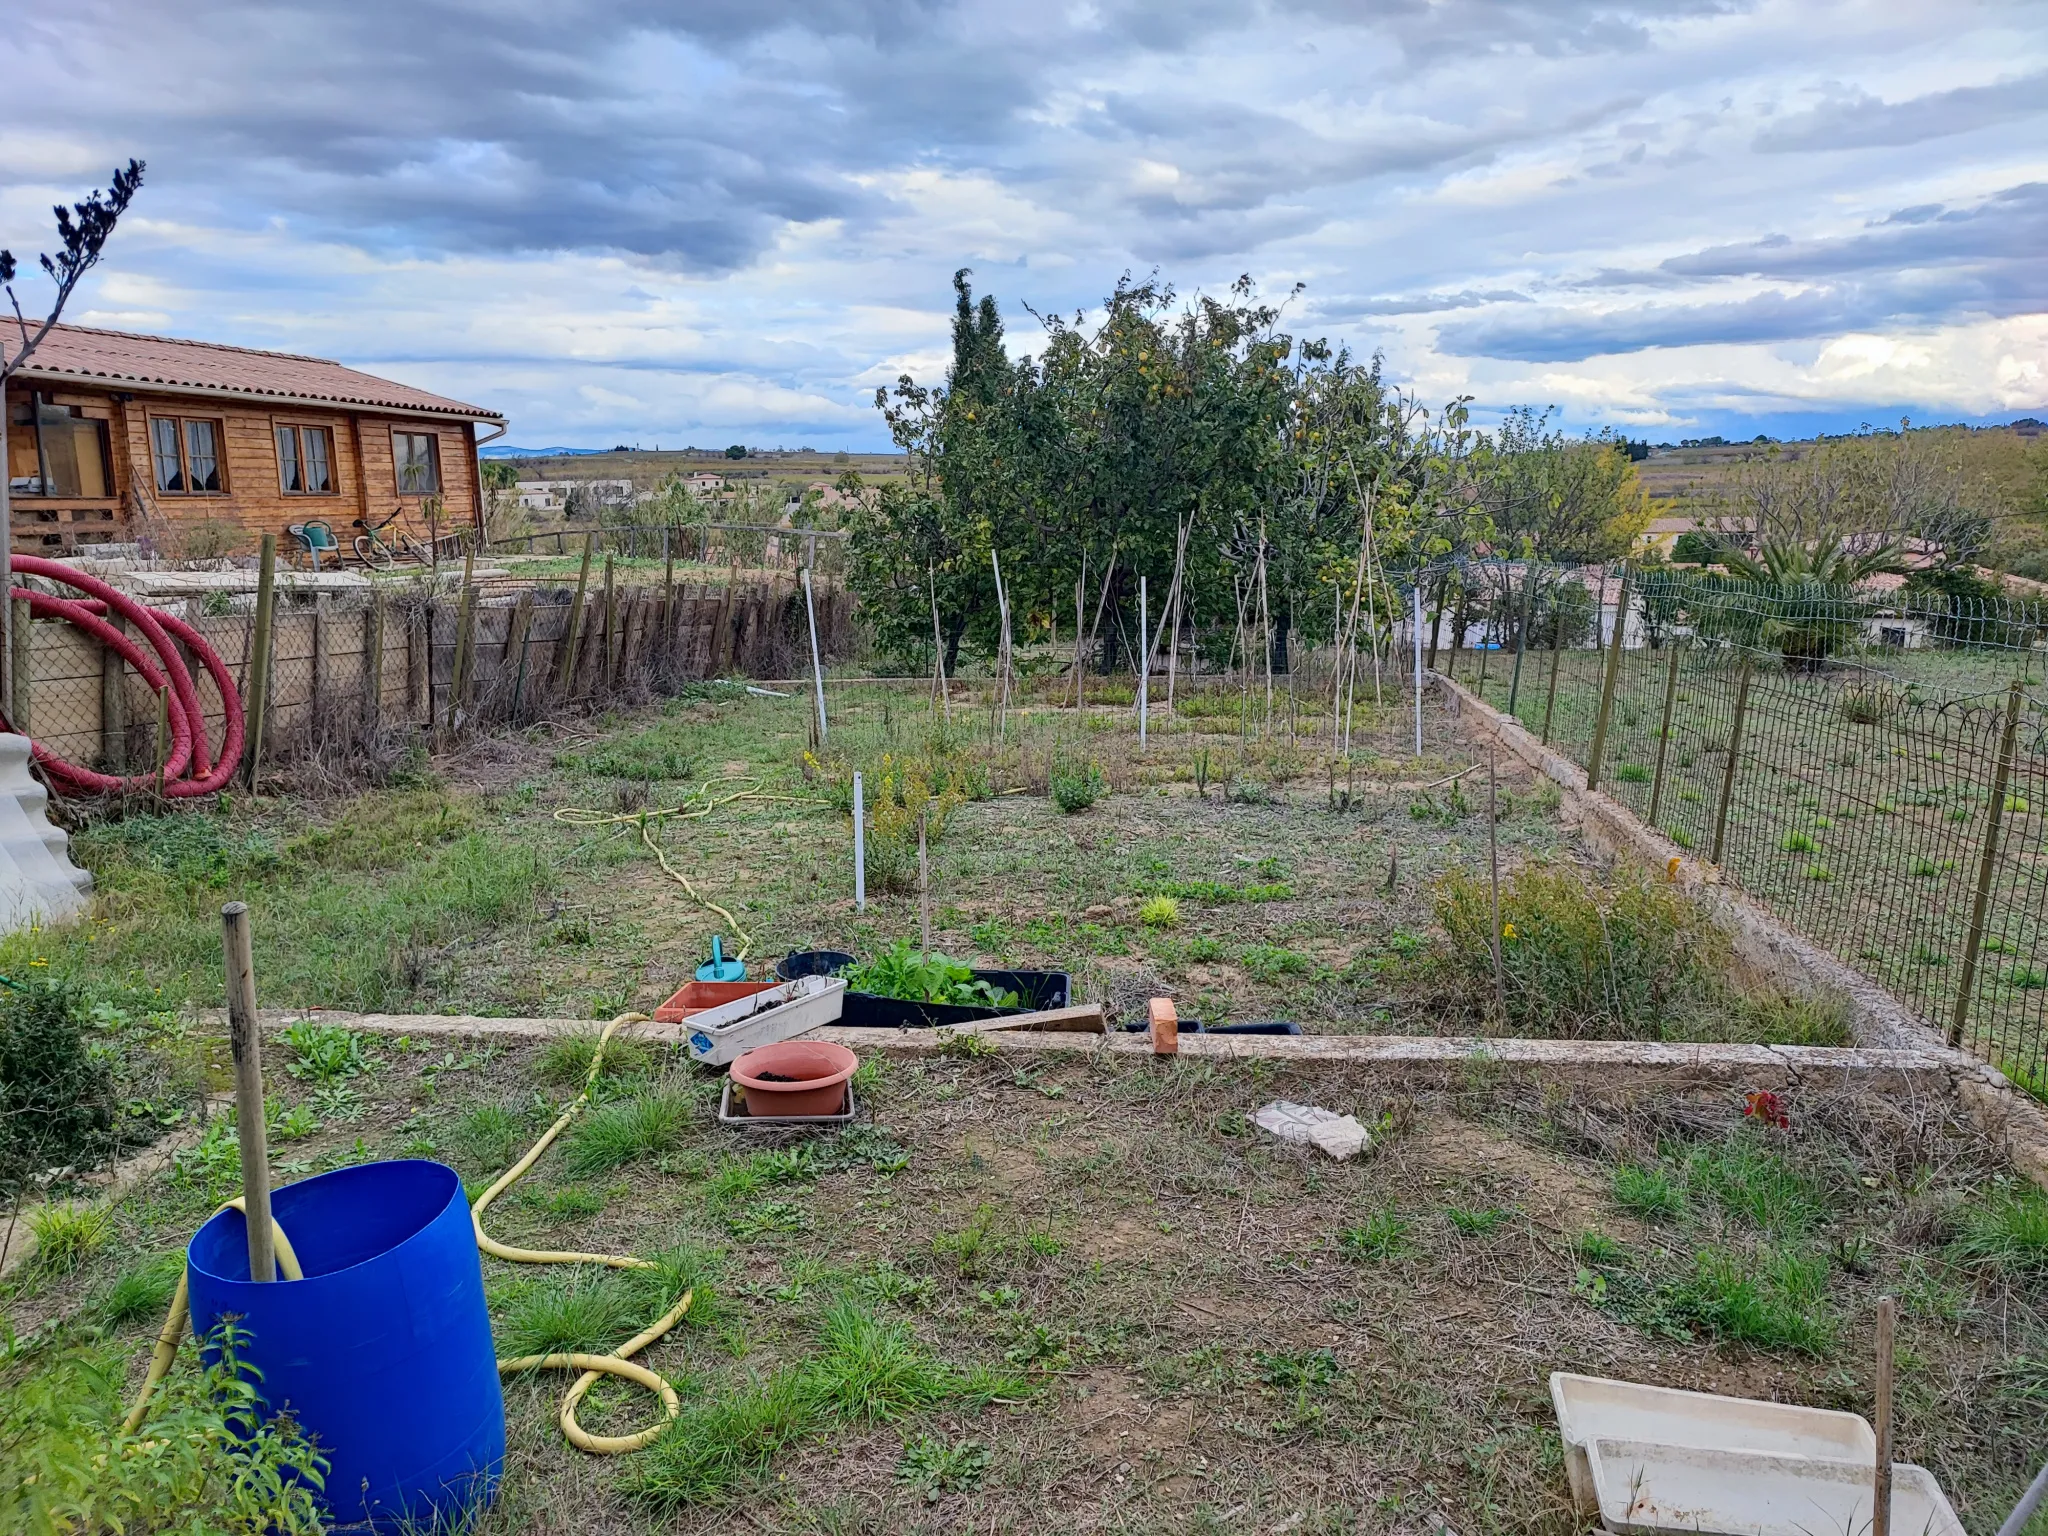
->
[276,424,336,494]
[6,395,112,498]
[393,430,440,495]
[150,414,228,495]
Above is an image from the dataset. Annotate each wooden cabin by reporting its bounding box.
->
[3,324,505,557]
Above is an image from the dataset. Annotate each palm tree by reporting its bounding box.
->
[1701,535,1905,670]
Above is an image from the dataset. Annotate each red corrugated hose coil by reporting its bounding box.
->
[2,555,246,798]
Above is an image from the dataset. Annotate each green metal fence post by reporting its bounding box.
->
[1709,655,1754,866]
[1539,596,1565,744]
[1951,680,2025,1050]
[1585,566,1633,791]
[1507,556,1539,716]
[1647,643,1683,826]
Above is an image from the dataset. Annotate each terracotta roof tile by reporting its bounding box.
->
[8,324,501,421]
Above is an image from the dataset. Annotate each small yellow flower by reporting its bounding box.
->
[29,957,47,967]
[1501,923,1518,940]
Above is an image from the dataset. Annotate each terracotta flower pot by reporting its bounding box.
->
[730,1040,859,1118]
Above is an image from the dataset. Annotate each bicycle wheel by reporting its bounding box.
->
[354,534,395,569]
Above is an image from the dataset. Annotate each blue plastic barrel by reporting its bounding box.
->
[186,1160,505,1532]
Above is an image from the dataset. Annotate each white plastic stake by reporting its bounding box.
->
[1138,574,1149,746]
[851,770,866,913]
[802,567,828,744]
[1413,583,1424,757]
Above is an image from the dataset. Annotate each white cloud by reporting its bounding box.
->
[0,0,2041,446]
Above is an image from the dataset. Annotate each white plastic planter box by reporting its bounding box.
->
[673,975,845,1067]
[1551,1373,1875,1522]
[0,734,91,933]
[1586,1437,1964,1536]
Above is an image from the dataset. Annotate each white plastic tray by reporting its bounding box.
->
[676,975,845,1066]
[1586,1437,1964,1536]
[1551,1373,1874,1521]
[717,1078,857,1128]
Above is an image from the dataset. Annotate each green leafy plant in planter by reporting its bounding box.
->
[844,940,1020,1009]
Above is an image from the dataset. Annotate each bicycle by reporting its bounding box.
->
[352,507,435,569]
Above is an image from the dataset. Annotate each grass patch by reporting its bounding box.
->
[1338,1209,1410,1261]
[1948,1184,2048,1278]
[26,1201,115,1273]
[497,1271,645,1359]
[535,1026,656,1087]
[1668,1245,1836,1354]
[1445,1205,1511,1236]
[563,1089,692,1177]
[1612,1163,1687,1222]
[1681,1132,1830,1236]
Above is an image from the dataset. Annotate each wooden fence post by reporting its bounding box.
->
[100,612,127,770]
[243,534,277,790]
[7,597,28,738]
[364,593,385,743]
[310,594,327,743]
[506,591,535,723]
[1709,655,1754,867]
[1951,680,2025,1049]
[448,554,477,736]
[1647,643,1683,826]
[554,534,595,696]
[1585,567,1633,790]
[601,554,617,693]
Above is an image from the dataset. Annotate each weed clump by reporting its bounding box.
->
[0,978,115,1189]
[564,1088,692,1177]
[1428,862,1722,1040]
[1051,755,1106,813]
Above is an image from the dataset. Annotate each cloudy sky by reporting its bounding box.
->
[3,0,2044,449]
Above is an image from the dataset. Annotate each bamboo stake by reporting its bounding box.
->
[929,564,951,724]
[917,803,931,954]
[1952,680,2024,1048]
[152,685,169,801]
[1648,643,1683,827]
[852,770,866,913]
[221,902,275,1283]
[365,593,386,744]
[1488,747,1506,1020]
[1873,1296,1895,1536]
[601,553,617,693]
[803,567,828,745]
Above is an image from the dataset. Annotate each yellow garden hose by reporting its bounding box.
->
[126,1013,692,1456]
[121,1197,305,1434]
[471,1010,693,1454]
[553,776,814,962]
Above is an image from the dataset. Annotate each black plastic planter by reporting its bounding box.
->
[775,949,1072,1030]
[1119,1019,1303,1036]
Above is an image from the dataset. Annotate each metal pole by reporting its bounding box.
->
[851,769,866,913]
[1709,656,1754,867]
[1506,555,1538,715]
[1647,643,1683,826]
[1413,583,1423,757]
[221,902,276,1283]
[243,534,277,791]
[1540,598,1565,745]
[803,567,828,745]
[1138,574,1148,746]
[1952,680,2024,1049]
[1585,566,1633,791]
[1995,1456,2048,1536]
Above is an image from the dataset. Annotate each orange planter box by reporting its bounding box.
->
[654,978,778,1023]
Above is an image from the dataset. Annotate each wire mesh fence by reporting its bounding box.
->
[11,565,859,792]
[1432,560,2048,1087]
[481,522,848,585]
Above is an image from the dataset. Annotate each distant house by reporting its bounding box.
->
[515,479,634,515]
[1637,515,1701,555]
[3,324,504,554]
[685,472,724,498]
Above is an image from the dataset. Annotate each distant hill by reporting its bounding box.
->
[479,445,611,459]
